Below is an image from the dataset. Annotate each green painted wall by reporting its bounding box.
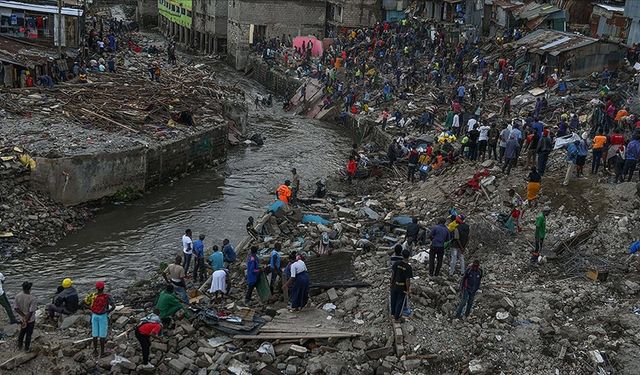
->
[158,0,192,28]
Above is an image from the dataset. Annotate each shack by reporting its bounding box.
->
[590,3,626,43]
[515,29,625,76]
[512,2,566,32]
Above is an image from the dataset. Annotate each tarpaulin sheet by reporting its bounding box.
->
[293,36,323,57]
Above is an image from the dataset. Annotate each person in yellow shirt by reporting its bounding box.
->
[591,131,608,174]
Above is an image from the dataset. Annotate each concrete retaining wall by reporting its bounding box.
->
[31,123,228,205]
[246,55,301,98]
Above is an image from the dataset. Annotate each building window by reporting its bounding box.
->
[187,10,192,17]
[181,7,186,15]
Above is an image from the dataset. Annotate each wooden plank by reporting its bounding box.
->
[259,327,355,334]
[234,332,360,340]
[80,108,139,133]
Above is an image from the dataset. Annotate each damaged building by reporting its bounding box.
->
[227,0,325,70]
[515,29,625,76]
[590,3,626,43]
[326,0,382,33]
[192,0,227,54]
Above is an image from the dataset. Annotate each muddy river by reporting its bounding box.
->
[2,63,353,298]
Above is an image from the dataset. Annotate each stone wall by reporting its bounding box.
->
[31,123,228,206]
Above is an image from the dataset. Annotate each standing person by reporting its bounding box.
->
[389,244,404,269]
[14,281,37,351]
[532,206,551,265]
[192,234,206,283]
[477,122,491,161]
[428,218,450,277]
[0,273,19,324]
[449,215,470,276]
[382,108,389,130]
[407,147,419,182]
[575,134,589,178]
[182,229,193,276]
[563,140,580,186]
[454,260,483,319]
[300,84,307,102]
[163,255,189,303]
[387,142,398,166]
[269,243,283,294]
[622,133,640,182]
[405,217,422,249]
[498,124,510,163]
[346,156,357,184]
[222,239,237,269]
[591,131,607,174]
[487,125,499,160]
[90,281,115,357]
[283,255,310,311]
[467,125,480,161]
[291,168,300,204]
[389,249,412,322]
[536,129,553,176]
[244,246,261,305]
[502,135,520,175]
[282,252,297,304]
[135,310,163,369]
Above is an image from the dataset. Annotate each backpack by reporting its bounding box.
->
[84,292,97,308]
[91,293,110,314]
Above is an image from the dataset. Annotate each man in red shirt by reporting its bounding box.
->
[136,310,163,369]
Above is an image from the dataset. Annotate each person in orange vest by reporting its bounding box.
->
[276,180,292,204]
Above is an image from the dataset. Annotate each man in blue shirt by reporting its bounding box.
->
[622,133,640,182]
[244,246,261,304]
[532,118,543,139]
[208,245,224,271]
[457,84,465,103]
[269,243,283,294]
[428,218,451,276]
[192,235,206,283]
[222,239,237,269]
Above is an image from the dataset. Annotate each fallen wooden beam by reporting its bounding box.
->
[80,108,140,133]
[0,352,38,370]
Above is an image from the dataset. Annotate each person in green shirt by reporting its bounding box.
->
[532,206,551,265]
[155,284,187,327]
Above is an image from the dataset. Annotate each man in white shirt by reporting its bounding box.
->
[182,229,193,276]
[452,113,460,135]
[478,123,491,161]
[467,118,477,134]
[0,273,19,324]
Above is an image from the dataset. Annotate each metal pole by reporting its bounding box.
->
[57,0,62,57]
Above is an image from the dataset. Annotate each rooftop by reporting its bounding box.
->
[515,29,599,56]
[593,3,625,13]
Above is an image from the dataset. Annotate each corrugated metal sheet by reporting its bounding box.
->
[305,251,369,289]
[516,29,598,56]
[514,2,562,21]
